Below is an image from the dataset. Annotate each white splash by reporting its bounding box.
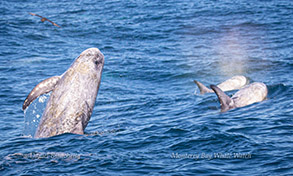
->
[23,93,50,137]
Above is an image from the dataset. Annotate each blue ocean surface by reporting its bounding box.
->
[0,0,293,175]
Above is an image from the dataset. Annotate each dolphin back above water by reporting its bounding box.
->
[22,48,104,138]
[210,82,268,112]
[194,75,249,94]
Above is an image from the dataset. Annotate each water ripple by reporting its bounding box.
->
[0,0,293,175]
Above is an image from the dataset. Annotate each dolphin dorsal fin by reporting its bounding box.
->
[22,76,60,110]
[194,80,213,94]
[210,85,235,112]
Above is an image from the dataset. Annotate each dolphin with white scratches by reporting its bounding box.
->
[210,82,268,112]
[22,48,104,138]
[194,75,249,94]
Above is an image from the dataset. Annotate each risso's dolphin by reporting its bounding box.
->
[210,82,268,112]
[194,75,249,94]
[22,48,104,138]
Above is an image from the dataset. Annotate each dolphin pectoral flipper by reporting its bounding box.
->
[22,76,60,110]
[194,80,214,94]
[210,85,235,112]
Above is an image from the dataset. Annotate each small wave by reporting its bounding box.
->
[267,83,292,99]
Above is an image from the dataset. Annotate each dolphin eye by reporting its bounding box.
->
[94,59,102,66]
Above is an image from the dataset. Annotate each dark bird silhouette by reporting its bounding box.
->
[29,12,61,28]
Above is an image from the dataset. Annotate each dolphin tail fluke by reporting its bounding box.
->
[194,80,213,94]
[22,76,60,110]
[210,85,235,112]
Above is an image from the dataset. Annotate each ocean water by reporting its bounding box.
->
[1,0,293,175]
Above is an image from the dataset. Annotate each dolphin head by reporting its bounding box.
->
[74,48,104,73]
[64,47,105,98]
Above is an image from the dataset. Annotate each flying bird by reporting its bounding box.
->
[29,12,61,28]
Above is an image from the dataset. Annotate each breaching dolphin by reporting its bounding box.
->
[194,75,249,94]
[210,82,268,112]
[22,48,104,138]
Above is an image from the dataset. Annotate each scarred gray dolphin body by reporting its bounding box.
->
[210,82,268,112]
[22,48,104,138]
[194,75,249,94]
